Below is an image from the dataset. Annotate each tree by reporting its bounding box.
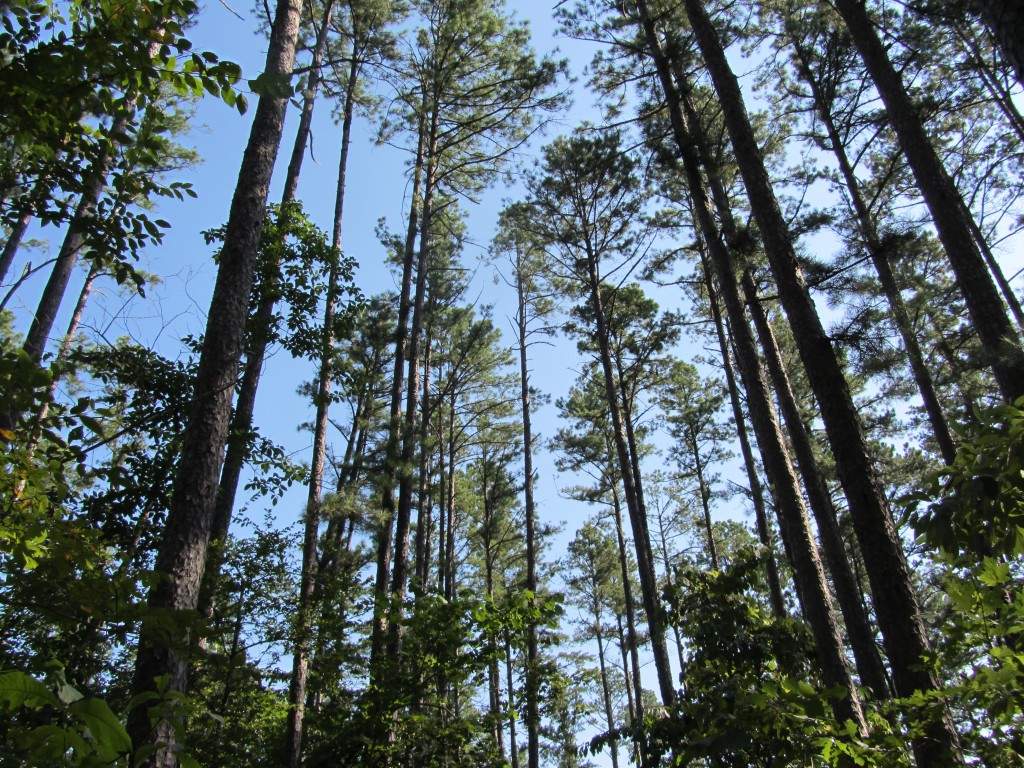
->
[491,201,557,767]
[649,0,957,758]
[831,0,1024,405]
[526,129,676,708]
[658,360,731,571]
[565,521,625,768]
[126,0,304,761]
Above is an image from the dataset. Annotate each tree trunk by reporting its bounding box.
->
[689,434,719,570]
[786,34,957,463]
[632,0,866,732]
[127,0,303,762]
[23,171,106,364]
[514,252,542,768]
[369,96,427,677]
[199,0,343,635]
[701,252,786,617]
[0,209,32,286]
[833,0,1024,404]
[608,480,646,767]
[977,0,1024,86]
[744,272,892,699]
[387,121,438,658]
[28,260,100,438]
[585,250,675,708]
[677,0,961,760]
[282,22,356,765]
[593,607,620,768]
[504,632,520,768]
[412,331,434,597]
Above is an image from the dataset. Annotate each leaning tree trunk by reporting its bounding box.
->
[675,0,961,761]
[743,271,891,698]
[832,0,1024,404]
[632,0,866,732]
[198,0,339,630]
[199,0,341,634]
[676,58,889,696]
[282,23,357,766]
[700,252,786,618]
[127,0,303,763]
[23,171,109,364]
[0,209,33,286]
[785,34,957,463]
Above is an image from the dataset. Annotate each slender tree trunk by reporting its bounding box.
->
[676,1,960,760]
[282,0,337,204]
[0,209,32,286]
[282,31,356,765]
[387,125,438,658]
[370,98,426,677]
[786,35,957,463]
[654,496,689,675]
[127,0,303,762]
[412,333,434,597]
[632,2,866,732]
[832,0,1024,404]
[950,21,1024,145]
[27,261,100,445]
[23,173,106,364]
[504,633,520,768]
[608,480,645,746]
[689,436,719,570]
[593,609,620,768]
[584,253,675,708]
[444,393,457,600]
[513,253,541,768]
[701,252,786,617]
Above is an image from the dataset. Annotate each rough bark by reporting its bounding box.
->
[126,0,303,762]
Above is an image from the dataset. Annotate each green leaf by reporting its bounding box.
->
[69,697,132,757]
[0,671,58,709]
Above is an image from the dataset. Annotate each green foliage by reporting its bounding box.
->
[904,401,1024,764]
[204,203,363,369]
[0,665,131,766]
[627,550,899,767]
[1,0,246,292]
